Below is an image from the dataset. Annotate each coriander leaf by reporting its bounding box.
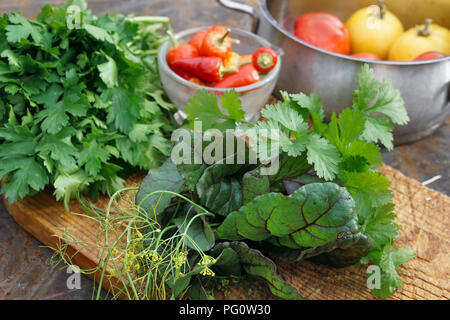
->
[352,64,409,150]
[184,89,243,130]
[306,134,341,181]
[352,64,379,110]
[341,140,382,170]
[370,246,415,298]
[289,92,326,132]
[220,90,245,123]
[361,116,395,151]
[261,102,309,134]
[339,170,393,209]
[366,78,409,126]
[360,203,398,250]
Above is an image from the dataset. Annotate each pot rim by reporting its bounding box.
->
[258,0,450,66]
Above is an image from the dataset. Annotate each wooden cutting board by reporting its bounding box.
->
[3,165,449,300]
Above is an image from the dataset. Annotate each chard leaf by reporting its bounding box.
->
[229,241,303,300]
[195,161,245,216]
[135,159,184,218]
[264,232,370,265]
[315,233,372,267]
[217,183,358,248]
[242,168,270,205]
[210,243,242,276]
[173,214,215,252]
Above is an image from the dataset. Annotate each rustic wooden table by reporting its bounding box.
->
[0,0,448,300]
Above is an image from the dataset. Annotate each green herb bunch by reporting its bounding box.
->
[0,0,175,207]
[133,65,414,299]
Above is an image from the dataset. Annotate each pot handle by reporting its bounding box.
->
[216,0,260,33]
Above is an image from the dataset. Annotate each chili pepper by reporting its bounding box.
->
[252,47,278,73]
[200,25,239,58]
[166,43,199,67]
[173,68,194,80]
[171,57,237,83]
[188,28,210,50]
[223,52,253,70]
[189,77,206,86]
[213,64,260,88]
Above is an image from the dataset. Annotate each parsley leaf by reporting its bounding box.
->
[0,1,175,203]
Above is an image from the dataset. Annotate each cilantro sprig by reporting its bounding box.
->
[0,0,175,207]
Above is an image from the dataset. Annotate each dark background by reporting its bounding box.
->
[0,0,448,299]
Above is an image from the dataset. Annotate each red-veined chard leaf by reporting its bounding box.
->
[229,241,303,300]
[216,183,358,249]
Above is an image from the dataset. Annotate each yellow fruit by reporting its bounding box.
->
[388,19,450,61]
[346,2,404,59]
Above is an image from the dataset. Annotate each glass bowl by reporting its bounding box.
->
[157,27,283,123]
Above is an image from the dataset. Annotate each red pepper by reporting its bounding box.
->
[189,77,206,86]
[223,52,252,70]
[172,57,237,83]
[252,47,278,73]
[200,25,238,58]
[166,43,199,67]
[189,28,210,51]
[213,64,260,88]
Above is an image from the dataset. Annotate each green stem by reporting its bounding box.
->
[128,16,170,24]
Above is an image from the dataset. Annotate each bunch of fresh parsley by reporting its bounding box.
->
[0,0,176,208]
[184,65,414,298]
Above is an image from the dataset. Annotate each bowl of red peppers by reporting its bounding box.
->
[158,26,282,122]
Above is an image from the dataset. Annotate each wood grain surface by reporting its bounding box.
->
[4,165,449,300]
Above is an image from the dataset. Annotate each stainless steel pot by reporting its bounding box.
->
[217,0,450,144]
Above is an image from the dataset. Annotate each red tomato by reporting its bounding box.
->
[414,51,445,61]
[294,13,351,55]
[350,53,382,61]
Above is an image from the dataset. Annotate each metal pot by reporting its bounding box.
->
[217,0,450,144]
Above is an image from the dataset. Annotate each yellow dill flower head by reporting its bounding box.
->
[133,264,140,271]
[199,267,215,277]
[197,255,216,267]
[112,248,119,255]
